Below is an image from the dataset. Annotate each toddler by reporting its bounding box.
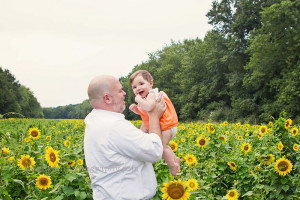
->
[129,70,180,176]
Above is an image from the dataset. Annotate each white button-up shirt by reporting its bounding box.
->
[84,109,163,200]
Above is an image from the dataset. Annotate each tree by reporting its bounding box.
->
[244,0,300,121]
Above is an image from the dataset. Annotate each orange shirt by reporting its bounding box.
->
[137,91,178,131]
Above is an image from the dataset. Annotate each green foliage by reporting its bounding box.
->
[0,118,92,199]
[1,0,300,125]
[0,67,43,118]
[43,100,92,119]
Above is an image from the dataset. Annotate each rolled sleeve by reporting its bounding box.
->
[110,120,163,163]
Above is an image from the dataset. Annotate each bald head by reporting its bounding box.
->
[88,75,118,108]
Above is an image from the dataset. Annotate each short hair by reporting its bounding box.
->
[129,70,153,84]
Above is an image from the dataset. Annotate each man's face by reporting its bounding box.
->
[110,80,126,113]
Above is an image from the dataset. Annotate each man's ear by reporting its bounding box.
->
[103,94,112,104]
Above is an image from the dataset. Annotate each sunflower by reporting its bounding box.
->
[259,154,275,165]
[196,136,210,148]
[291,127,298,137]
[278,141,284,151]
[238,136,243,140]
[207,123,215,133]
[170,141,178,152]
[1,147,10,157]
[64,140,71,147]
[67,160,75,167]
[36,174,51,190]
[186,178,198,191]
[274,158,293,176]
[181,138,186,143]
[228,161,237,171]
[259,125,268,134]
[223,121,228,125]
[226,189,239,200]
[241,142,251,154]
[268,121,273,126]
[184,154,197,167]
[77,159,83,166]
[28,127,41,140]
[257,133,263,139]
[7,156,15,161]
[45,147,60,168]
[293,144,299,151]
[161,179,190,200]
[218,136,227,143]
[18,155,36,170]
[46,136,51,140]
[285,119,292,129]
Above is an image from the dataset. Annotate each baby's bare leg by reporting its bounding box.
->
[162,129,180,176]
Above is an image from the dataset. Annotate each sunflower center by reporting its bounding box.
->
[171,145,175,150]
[167,183,185,199]
[22,158,31,167]
[285,122,290,126]
[229,191,235,197]
[261,128,266,133]
[199,139,205,145]
[50,153,56,162]
[189,182,195,187]
[188,157,193,162]
[31,130,38,137]
[244,145,249,150]
[231,163,236,167]
[40,178,48,186]
[278,161,288,171]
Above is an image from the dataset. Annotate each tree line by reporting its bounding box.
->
[1,0,299,123]
[121,0,300,124]
[0,67,44,118]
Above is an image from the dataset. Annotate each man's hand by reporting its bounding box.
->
[147,92,166,140]
[148,92,166,119]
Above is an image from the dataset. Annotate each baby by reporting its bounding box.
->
[129,70,180,176]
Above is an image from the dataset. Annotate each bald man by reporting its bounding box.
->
[84,75,165,200]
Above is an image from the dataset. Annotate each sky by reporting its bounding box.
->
[0,0,213,108]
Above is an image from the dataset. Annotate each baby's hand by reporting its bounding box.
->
[129,104,140,115]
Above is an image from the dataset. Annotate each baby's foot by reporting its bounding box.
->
[170,163,180,177]
[175,157,180,165]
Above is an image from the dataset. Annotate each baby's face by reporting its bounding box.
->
[131,75,153,98]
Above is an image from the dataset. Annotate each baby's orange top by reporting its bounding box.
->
[137,91,178,131]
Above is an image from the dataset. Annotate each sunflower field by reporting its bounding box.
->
[0,116,299,200]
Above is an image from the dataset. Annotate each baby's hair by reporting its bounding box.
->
[129,70,153,84]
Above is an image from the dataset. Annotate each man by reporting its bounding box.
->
[84,75,165,199]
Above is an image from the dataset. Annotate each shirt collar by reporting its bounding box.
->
[92,109,125,119]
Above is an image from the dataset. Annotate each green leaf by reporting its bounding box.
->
[65,173,77,183]
[242,191,253,197]
[255,184,264,189]
[49,182,62,194]
[282,185,289,192]
[63,186,74,196]
[53,195,64,200]
[74,190,80,197]
[80,192,87,199]
[13,179,25,190]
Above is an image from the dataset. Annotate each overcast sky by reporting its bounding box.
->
[0,0,213,107]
